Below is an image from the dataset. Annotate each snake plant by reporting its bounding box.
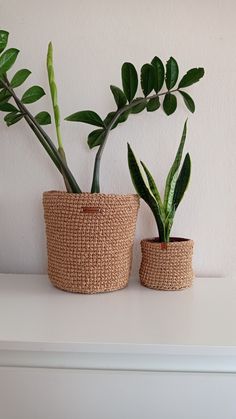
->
[0,30,204,194]
[127,121,191,243]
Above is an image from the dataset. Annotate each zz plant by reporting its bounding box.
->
[128,121,190,243]
[0,29,204,194]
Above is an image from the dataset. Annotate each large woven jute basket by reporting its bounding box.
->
[43,191,139,294]
[140,238,194,291]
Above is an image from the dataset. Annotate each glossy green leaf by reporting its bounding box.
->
[163,93,177,115]
[127,143,165,241]
[130,98,147,114]
[0,102,18,112]
[0,89,11,103]
[4,111,23,126]
[164,121,187,213]
[117,110,130,123]
[103,111,117,129]
[0,30,9,53]
[35,111,51,125]
[166,57,179,90]
[173,153,191,210]
[151,57,165,92]
[65,110,104,127]
[179,90,195,113]
[121,62,138,102]
[10,69,31,88]
[87,129,106,149]
[0,48,19,75]
[110,85,127,109]
[141,64,155,96]
[178,68,204,88]
[146,97,160,112]
[21,86,45,104]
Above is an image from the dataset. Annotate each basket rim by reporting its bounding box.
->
[43,190,139,199]
[141,237,194,247]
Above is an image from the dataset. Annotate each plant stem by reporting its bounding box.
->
[91,88,179,193]
[2,79,82,193]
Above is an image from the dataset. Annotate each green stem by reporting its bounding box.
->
[2,79,82,193]
[91,88,179,193]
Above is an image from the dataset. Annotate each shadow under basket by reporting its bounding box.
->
[43,191,140,294]
[140,238,194,291]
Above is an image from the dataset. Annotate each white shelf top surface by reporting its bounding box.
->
[0,274,236,372]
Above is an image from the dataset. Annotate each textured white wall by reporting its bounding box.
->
[0,0,235,277]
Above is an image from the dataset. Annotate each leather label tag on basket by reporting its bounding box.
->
[82,206,100,214]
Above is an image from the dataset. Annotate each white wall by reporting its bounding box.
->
[0,0,235,277]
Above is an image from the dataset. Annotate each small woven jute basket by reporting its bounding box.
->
[43,191,139,294]
[140,238,194,291]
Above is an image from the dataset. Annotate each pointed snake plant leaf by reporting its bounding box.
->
[151,57,165,92]
[140,161,165,219]
[141,63,155,96]
[164,120,188,213]
[0,48,19,75]
[166,57,179,90]
[163,93,177,115]
[110,85,127,109]
[65,110,104,127]
[0,30,9,53]
[35,111,51,125]
[87,129,106,149]
[10,69,31,88]
[121,62,138,102]
[178,68,204,88]
[173,153,191,210]
[179,90,195,113]
[127,143,165,241]
[146,97,160,112]
[165,206,175,242]
[21,86,45,104]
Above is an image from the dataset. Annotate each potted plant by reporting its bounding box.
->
[127,120,196,290]
[0,29,204,293]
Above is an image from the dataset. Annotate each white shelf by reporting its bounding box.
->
[0,274,235,372]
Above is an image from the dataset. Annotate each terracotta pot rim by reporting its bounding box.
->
[43,190,139,199]
[141,237,194,246]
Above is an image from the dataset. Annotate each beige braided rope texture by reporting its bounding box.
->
[140,238,194,290]
[43,191,139,294]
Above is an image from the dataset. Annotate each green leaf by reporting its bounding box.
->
[10,69,31,88]
[103,111,117,129]
[179,90,195,113]
[140,161,164,219]
[163,93,177,115]
[117,110,130,123]
[0,102,18,112]
[121,62,138,103]
[21,86,45,104]
[178,68,204,88]
[4,112,23,126]
[65,110,104,127]
[166,57,179,90]
[130,98,147,114]
[164,121,188,213]
[0,89,11,103]
[127,143,165,241]
[0,48,19,75]
[173,153,191,210]
[0,30,9,53]
[110,85,127,109]
[141,64,155,96]
[87,129,106,149]
[35,111,51,125]
[151,57,165,93]
[146,97,160,112]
